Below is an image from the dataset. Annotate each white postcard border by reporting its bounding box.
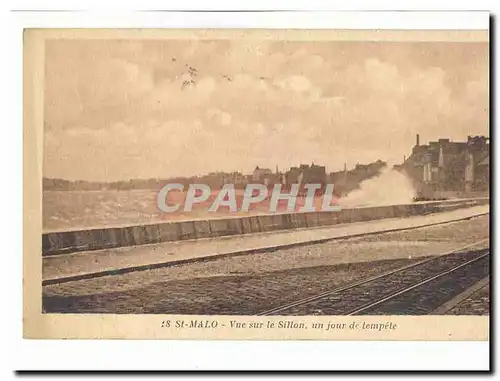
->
[7,8,492,372]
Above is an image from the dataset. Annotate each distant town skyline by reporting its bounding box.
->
[42,159,375,183]
[44,35,489,181]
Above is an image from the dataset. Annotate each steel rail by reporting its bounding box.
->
[256,238,489,316]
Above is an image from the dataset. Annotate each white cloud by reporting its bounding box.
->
[44,40,489,180]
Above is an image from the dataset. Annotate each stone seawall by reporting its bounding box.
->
[42,198,489,256]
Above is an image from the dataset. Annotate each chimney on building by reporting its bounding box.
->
[416,134,420,147]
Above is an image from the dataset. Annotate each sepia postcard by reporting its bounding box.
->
[23,25,490,340]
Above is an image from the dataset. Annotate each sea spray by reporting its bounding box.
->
[339,166,416,208]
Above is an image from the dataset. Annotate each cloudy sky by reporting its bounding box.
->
[43,37,489,181]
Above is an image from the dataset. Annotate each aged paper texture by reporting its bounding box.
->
[24,28,490,340]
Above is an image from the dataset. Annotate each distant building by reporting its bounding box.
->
[284,166,302,184]
[464,136,490,192]
[222,172,247,187]
[200,171,248,188]
[252,166,273,182]
[284,163,327,194]
[201,171,227,188]
[397,134,489,195]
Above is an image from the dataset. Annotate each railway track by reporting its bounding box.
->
[257,240,490,316]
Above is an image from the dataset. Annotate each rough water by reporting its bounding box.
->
[42,189,316,231]
[43,189,165,231]
[339,167,417,209]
